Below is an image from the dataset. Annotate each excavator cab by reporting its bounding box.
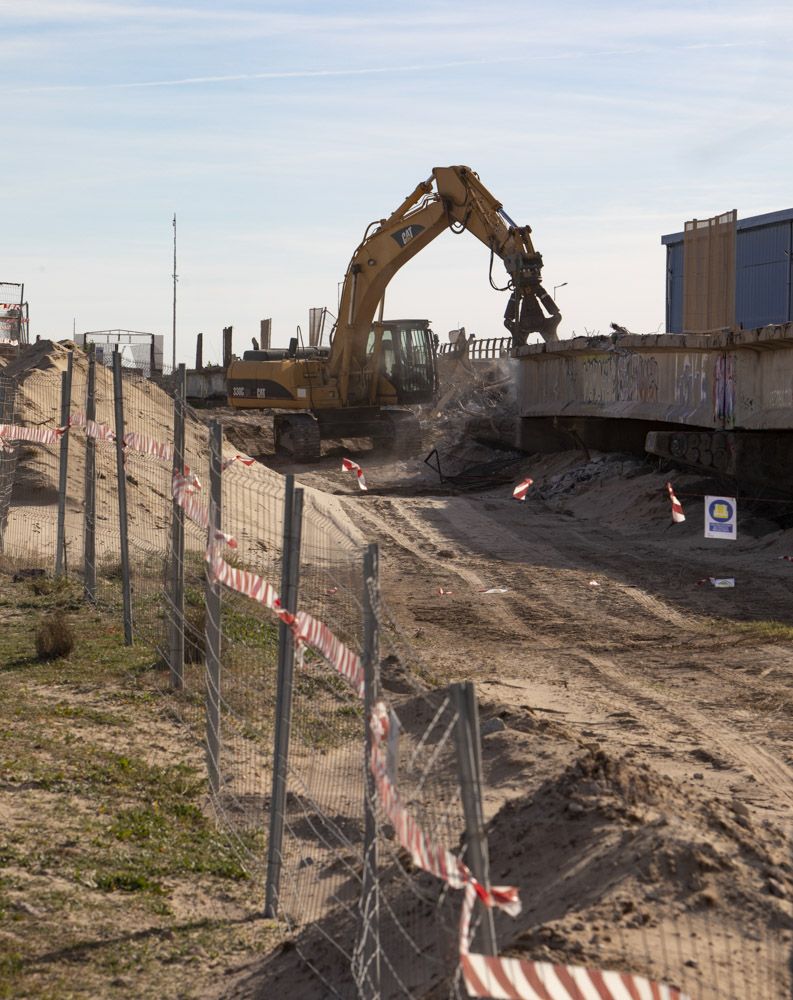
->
[366,319,437,405]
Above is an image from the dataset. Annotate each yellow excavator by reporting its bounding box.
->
[226,165,561,462]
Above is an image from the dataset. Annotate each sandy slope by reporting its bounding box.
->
[220,444,793,999]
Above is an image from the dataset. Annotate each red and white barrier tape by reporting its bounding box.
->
[458,883,688,1000]
[222,453,256,471]
[123,430,173,463]
[342,457,367,491]
[666,481,685,523]
[171,471,239,548]
[0,423,64,446]
[69,411,116,442]
[204,544,365,697]
[513,477,533,501]
[370,702,513,899]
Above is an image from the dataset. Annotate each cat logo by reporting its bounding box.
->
[391,223,425,248]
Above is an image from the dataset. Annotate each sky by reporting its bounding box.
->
[2,0,792,364]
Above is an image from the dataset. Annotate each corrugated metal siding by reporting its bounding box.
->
[736,222,791,329]
[666,241,684,333]
[663,210,793,331]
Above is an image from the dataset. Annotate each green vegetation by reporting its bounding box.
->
[221,602,280,652]
[732,619,793,642]
[0,575,277,999]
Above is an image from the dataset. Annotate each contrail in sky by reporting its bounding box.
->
[12,57,523,93]
[10,41,747,94]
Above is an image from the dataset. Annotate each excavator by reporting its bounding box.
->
[226,165,561,462]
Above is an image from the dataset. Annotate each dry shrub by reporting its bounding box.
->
[35,613,75,661]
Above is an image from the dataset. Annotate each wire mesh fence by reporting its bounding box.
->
[0,341,791,1000]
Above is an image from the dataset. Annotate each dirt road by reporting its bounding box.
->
[246,446,793,999]
[294,449,793,813]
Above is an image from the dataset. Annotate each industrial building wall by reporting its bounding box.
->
[665,241,684,334]
[736,220,793,330]
[664,208,793,333]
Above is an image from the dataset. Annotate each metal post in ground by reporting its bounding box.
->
[112,350,133,644]
[264,475,305,918]
[0,375,17,555]
[452,680,497,956]
[83,344,97,602]
[205,420,223,796]
[358,542,381,999]
[169,363,186,687]
[55,351,74,576]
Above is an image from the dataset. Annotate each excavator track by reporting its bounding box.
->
[379,409,422,458]
[274,413,321,464]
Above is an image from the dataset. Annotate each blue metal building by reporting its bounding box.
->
[662,207,793,332]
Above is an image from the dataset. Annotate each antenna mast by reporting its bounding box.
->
[172,213,177,370]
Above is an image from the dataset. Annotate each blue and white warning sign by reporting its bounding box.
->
[704,495,737,540]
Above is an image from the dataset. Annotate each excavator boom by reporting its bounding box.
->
[329,165,560,405]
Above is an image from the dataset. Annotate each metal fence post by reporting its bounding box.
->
[55,352,73,577]
[0,375,17,555]
[205,420,223,796]
[169,363,186,687]
[83,345,97,602]
[358,542,381,999]
[452,681,497,956]
[264,475,304,918]
[112,351,133,644]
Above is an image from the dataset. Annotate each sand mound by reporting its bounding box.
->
[2,340,364,570]
[485,749,791,998]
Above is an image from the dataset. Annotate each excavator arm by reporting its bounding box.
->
[328,165,561,405]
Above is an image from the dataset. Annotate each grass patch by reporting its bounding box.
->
[106,798,250,881]
[94,869,165,895]
[221,604,279,652]
[0,579,274,998]
[732,620,793,642]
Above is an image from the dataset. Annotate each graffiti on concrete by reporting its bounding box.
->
[713,354,735,427]
[769,387,793,408]
[674,354,709,419]
[578,353,658,405]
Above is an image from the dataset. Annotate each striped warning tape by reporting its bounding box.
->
[513,477,533,501]
[371,702,485,892]
[666,481,685,523]
[123,430,174,463]
[222,453,256,471]
[171,471,238,549]
[0,423,64,446]
[294,610,365,698]
[342,457,367,490]
[69,411,116,442]
[458,883,689,1000]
